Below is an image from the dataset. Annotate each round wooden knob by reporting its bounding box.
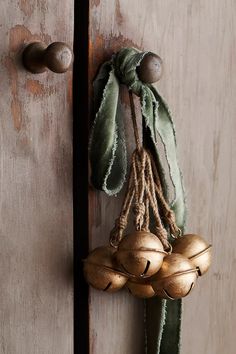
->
[23,41,73,74]
[137,53,163,83]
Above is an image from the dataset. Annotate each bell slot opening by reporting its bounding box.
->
[196,266,202,276]
[185,282,195,296]
[141,260,150,277]
[103,282,112,291]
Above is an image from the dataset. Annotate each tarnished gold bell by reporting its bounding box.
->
[173,234,212,276]
[151,253,198,300]
[126,278,156,298]
[116,231,167,278]
[83,246,128,292]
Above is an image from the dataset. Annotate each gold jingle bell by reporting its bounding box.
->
[172,234,212,276]
[126,278,156,298]
[151,253,198,300]
[83,246,128,292]
[116,231,167,278]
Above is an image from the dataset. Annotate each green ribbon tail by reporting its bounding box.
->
[145,299,167,353]
[143,87,186,354]
[90,63,127,196]
[150,87,186,228]
[160,299,182,354]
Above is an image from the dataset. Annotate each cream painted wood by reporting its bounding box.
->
[89,1,235,353]
[0,1,73,353]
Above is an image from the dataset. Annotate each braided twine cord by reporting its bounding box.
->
[109,91,181,250]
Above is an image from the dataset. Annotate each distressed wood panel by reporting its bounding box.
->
[89,1,236,353]
[0,1,73,353]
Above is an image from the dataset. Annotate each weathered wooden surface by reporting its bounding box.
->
[0,1,73,353]
[89,1,236,353]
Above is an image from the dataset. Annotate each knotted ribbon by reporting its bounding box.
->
[90,47,187,354]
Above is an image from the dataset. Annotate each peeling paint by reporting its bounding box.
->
[89,33,140,79]
[3,56,22,131]
[9,24,51,53]
[4,25,53,133]
[9,25,35,52]
[115,0,123,26]
[66,71,73,106]
[24,79,56,97]
[19,0,34,17]
[92,0,101,7]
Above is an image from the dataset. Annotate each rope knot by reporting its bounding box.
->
[115,215,127,230]
[164,209,175,221]
[133,202,145,217]
[109,216,128,247]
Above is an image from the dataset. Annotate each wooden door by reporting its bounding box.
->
[0,1,73,353]
[88,1,236,354]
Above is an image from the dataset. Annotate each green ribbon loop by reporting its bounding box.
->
[90,47,187,354]
[90,62,127,195]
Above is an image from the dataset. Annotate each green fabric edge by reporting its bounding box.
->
[90,64,127,196]
[142,90,186,354]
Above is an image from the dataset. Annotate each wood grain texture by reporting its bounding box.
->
[0,1,73,353]
[89,1,236,353]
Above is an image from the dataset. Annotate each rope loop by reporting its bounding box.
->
[133,202,145,216]
[109,89,180,251]
[109,216,127,248]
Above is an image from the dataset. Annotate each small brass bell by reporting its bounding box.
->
[151,253,198,300]
[116,231,167,278]
[173,234,212,276]
[83,246,128,292]
[126,278,156,298]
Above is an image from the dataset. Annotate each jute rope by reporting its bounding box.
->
[109,91,180,250]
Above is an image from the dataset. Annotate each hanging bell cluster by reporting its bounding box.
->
[84,146,212,299]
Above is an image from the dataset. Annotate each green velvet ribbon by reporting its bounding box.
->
[90,47,186,354]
